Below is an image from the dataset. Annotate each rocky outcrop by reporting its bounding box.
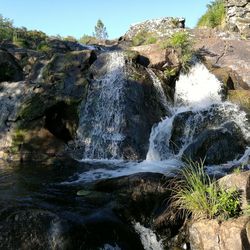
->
[0,47,96,165]
[124,17,185,39]
[225,0,250,38]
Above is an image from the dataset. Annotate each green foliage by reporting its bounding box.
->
[171,160,241,220]
[197,0,225,28]
[63,36,77,42]
[163,68,178,78]
[37,43,52,53]
[93,19,108,40]
[0,14,14,40]
[160,31,193,72]
[79,34,97,44]
[131,31,157,46]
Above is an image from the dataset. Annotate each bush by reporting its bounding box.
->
[171,160,241,220]
[37,42,52,53]
[197,0,225,28]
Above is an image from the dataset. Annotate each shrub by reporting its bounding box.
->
[171,160,241,220]
[197,0,226,28]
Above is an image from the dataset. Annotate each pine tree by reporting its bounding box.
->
[93,19,108,40]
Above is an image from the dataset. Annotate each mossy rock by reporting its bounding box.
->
[228,90,250,112]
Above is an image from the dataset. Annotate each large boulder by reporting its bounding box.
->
[189,216,250,250]
[0,49,24,82]
[193,29,250,89]
[131,44,180,70]
[183,121,247,165]
[74,51,167,160]
[0,50,96,165]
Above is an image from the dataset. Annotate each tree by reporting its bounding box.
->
[93,19,108,40]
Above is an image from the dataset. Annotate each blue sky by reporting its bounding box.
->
[1,0,211,39]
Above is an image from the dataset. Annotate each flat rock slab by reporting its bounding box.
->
[194,30,250,89]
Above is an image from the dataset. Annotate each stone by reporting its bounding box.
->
[189,216,250,250]
[183,121,247,165]
[131,44,180,70]
[0,49,24,82]
[228,90,250,113]
[124,17,185,40]
[193,29,250,88]
[218,171,250,210]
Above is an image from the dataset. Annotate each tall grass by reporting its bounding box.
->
[171,160,241,220]
[197,0,226,28]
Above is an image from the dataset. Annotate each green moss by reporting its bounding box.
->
[228,90,250,111]
[197,0,225,28]
[18,95,49,121]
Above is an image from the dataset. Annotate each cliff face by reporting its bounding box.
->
[225,0,250,38]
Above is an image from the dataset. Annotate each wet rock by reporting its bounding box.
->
[228,89,250,115]
[0,49,24,82]
[183,121,247,165]
[189,216,250,250]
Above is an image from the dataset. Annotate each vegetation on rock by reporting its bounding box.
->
[131,30,157,46]
[160,31,193,72]
[197,0,226,28]
[171,160,241,221]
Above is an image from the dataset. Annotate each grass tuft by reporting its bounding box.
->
[170,160,241,221]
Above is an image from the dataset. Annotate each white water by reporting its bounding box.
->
[76,51,126,159]
[134,222,164,250]
[146,68,169,110]
[147,63,250,161]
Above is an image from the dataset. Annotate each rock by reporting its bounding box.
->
[228,90,250,114]
[183,121,247,165]
[74,51,167,160]
[218,171,250,210]
[0,49,24,82]
[225,0,250,37]
[193,29,250,89]
[0,50,96,165]
[124,17,185,40]
[189,216,250,250]
[131,44,180,70]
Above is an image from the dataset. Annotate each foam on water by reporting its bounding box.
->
[134,222,164,250]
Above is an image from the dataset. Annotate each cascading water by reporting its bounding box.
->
[76,51,126,159]
[147,63,250,164]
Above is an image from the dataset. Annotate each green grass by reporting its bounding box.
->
[171,160,241,220]
[197,0,225,28]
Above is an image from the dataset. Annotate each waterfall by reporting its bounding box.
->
[76,51,126,159]
[147,63,250,163]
